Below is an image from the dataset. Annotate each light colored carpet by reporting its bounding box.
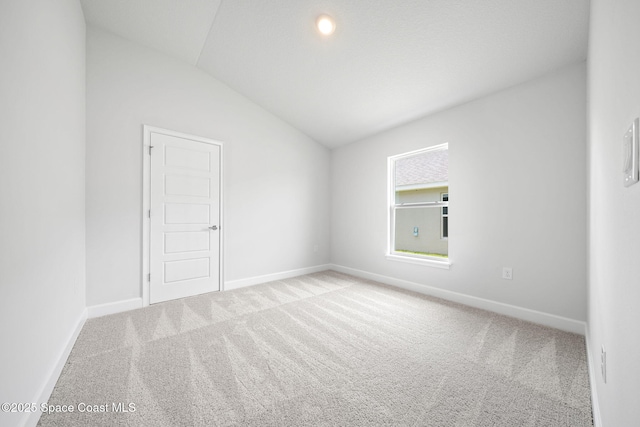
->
[38,271,593,426]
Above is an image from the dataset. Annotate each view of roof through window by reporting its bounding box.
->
[395,149,448,188]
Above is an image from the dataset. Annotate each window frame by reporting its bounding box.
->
[386,143,450,269]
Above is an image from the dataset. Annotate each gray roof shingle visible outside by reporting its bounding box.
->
[395,148,448,186]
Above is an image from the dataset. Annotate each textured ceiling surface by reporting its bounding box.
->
[80,0,589,148]
[81,0,222,64]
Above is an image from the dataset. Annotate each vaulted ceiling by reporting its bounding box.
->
[80,0,589,148]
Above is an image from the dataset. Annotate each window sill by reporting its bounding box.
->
[385,253,451,270]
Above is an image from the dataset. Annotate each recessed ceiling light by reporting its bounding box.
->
[316,15,336,35]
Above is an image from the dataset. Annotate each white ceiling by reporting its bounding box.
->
[80,0,589,148]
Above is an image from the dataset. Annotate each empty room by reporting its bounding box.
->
[1,0,639,426]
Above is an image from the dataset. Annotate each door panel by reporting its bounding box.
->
[164,231,210,254]
[164,203,210,224]
[165,145,211,171]
[164,258,210,283]
[150,131,221,304]
[165,174,210,197]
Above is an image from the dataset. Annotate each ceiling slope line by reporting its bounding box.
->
[195,0,224,67]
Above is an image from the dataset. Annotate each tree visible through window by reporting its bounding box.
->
[389,144,449,260]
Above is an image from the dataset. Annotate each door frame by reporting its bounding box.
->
[142,125,224,307]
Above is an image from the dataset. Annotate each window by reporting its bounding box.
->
[441,193,448,239]
[387,144,449,267]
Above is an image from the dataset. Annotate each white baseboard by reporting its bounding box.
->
[330,264,586,335]
[23,309,87,427]
[88,266,334,316]
[224,264,332,291]
[584,326,602,427]
[87,297,143,319]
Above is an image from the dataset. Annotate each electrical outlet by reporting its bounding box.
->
[601,345,607,383]
[502,267,513,280]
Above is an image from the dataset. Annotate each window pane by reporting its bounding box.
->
[443,216,448,238]
[394,206,448,258]
[395,149,448,204]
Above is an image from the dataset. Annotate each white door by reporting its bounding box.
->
[149,130,221,304]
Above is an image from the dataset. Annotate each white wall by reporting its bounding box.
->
[332,63,587,322]
[0,1,86,426]
[587,0,640,425]
[86,27,331,306]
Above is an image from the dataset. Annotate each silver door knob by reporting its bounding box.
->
[209,225,218,230]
